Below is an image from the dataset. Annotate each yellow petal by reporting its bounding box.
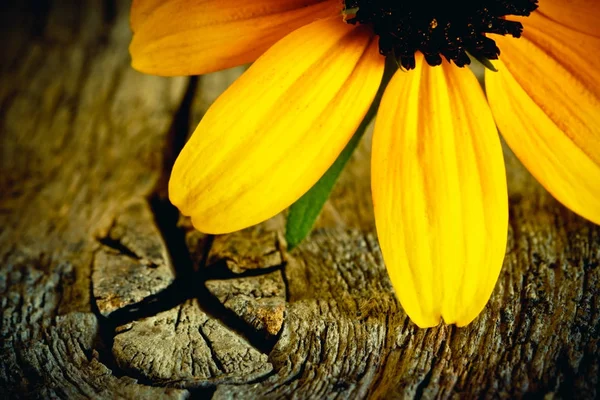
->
[372,54,508,328]
[170,18,384,233]
[130,0,341,76]
[535,0,600,38]
[486,15,600,224]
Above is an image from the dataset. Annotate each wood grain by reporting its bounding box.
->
[1,1,598,398]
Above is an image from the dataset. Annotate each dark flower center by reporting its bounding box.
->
[344,0,538,69]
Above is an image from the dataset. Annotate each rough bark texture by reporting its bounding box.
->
[1,1,599,399]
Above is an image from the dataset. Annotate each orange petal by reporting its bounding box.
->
[130,0,163,33]
[130,0,341,76]
[535,0,600,38]
[169,18,384,233]
[372,54,508,328]
[487,14,600,224]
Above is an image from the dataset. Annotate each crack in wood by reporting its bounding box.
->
[205,270,286,338]
[194,273,280,355]
[97,236,141,261]
[3,1,600,397]
[197,321,226,373]
[202,262,284,281]
[414,335,448,399]
[104,280,191,326]
[112,299,273,388]
[148,196,283,353]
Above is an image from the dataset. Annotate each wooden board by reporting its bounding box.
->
[1,1,598,398]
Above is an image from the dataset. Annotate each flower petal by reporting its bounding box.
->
[372,54,508,328]
[486,15,600,224]
[535,0,600,38]
[130,0,341,76]
[130,0,163,33]
[169,18,384,234]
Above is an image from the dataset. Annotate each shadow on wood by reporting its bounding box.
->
[1,1,598,398]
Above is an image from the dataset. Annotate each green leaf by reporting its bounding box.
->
[285,118,366,250]
[467,52,498,72]
[342,7,359,15]
[285,59,396,250]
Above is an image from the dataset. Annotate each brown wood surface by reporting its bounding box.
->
[1,1,599,398]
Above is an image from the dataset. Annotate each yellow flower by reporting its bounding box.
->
[130,0,600,327]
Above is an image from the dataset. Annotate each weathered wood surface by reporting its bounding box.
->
[1,1,599,398]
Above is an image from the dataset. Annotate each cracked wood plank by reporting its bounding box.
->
[205,270,287,337]
[93,200,176,316]
[207,224,286,274]
[112,299,273,387]
[1,0,599,399]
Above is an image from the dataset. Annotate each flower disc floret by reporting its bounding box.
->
[345,0,539,69]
